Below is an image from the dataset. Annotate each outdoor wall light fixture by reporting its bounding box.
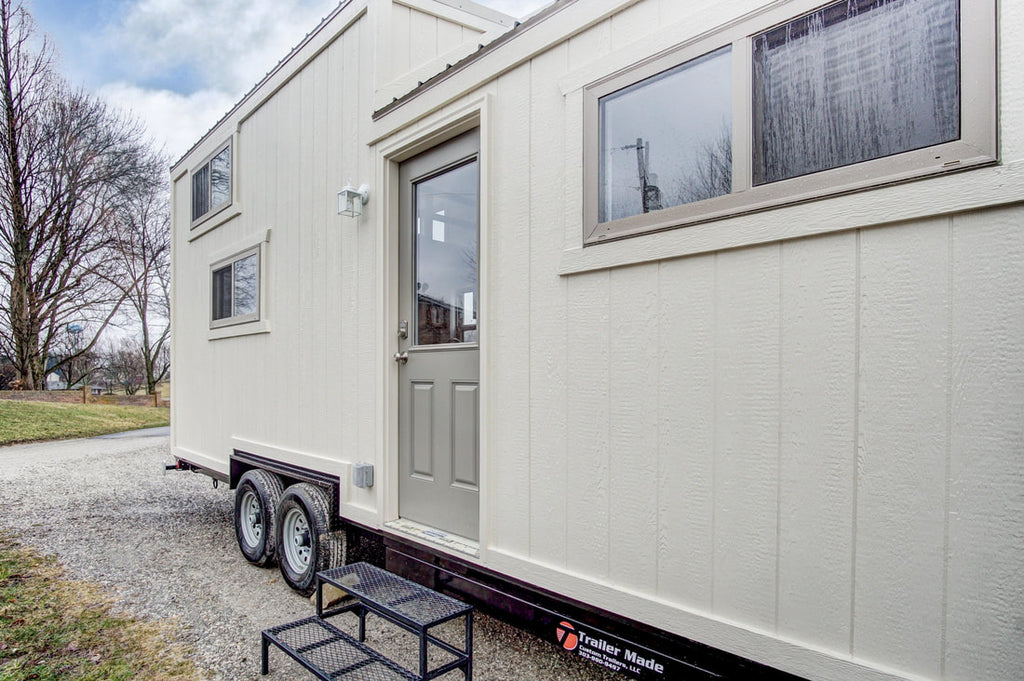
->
[338,183,370,218]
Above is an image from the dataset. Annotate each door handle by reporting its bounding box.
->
[393,351,409,365]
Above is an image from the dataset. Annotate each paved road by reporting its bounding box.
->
[0,435,620,680]
[93,426,170,439]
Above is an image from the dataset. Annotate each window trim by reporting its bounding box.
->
[582,0,997,245]
[209,244,261,330]
[191,137,234,230]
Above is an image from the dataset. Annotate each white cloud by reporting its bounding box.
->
[94,0,554,160]
[96,82,236,162]
[109,0,341,96]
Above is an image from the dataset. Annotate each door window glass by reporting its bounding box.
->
[414,160,479,345]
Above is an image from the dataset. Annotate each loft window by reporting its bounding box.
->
[192,139,232,226]
[584,0,995,244]
[210,245,259,328]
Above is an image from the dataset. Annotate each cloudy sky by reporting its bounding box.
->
[31,0,550,161]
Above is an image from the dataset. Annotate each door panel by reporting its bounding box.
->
[411,381,435,480]
[398,130,480,540]
[451,382,479,489]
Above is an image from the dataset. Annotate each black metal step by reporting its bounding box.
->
[262,616,419,680]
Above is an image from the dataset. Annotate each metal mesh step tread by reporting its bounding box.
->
[319,562,472,628]
[262,616,419,681]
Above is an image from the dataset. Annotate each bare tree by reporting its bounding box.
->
[101,337,145,396]
[108,150,171,395]
[48,323,100,388]
[679,120,732,205]
[0,359,14,389]
[0,0,157,389]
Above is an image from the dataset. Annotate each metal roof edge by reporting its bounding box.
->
[426,0,517,27]
[371,0,576,121]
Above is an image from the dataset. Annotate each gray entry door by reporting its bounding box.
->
[397,130,480,540]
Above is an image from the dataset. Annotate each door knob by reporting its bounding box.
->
[393,351,409,364]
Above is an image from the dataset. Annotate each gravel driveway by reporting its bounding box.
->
[0,434,620,681]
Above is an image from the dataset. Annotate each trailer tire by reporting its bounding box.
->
[234,469,284,567]
[276,483,343,595]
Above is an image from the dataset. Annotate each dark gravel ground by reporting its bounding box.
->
[0,434,621,680]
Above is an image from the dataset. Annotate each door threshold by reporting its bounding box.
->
[385,518,480,558]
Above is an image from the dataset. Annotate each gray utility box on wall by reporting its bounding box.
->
[353,463,374,489]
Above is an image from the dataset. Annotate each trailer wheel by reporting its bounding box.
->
[276,483,343,595]
[234,469,284,567]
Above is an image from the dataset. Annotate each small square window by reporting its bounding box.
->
[210,246,260,328]
[192,139,232,226]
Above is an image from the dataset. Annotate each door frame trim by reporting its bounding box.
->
[376,94,493,558]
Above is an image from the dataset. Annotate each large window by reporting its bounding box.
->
[192,139,232,226]
[584,0,996,244]
[210,245,259,328]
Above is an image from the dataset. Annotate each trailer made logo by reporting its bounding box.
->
[553,621,665,676]
[556,621,579,650]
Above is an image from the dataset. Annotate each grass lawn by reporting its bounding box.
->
[0,401,170,447]
[0,532,201,680]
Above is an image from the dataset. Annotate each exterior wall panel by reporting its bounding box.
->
[564,269,611,579]
[712,244,781,630]
[487,64,533,554]
[608,263,660,592]
[527,42,570,567]
[856,219,949,676]
[945,207,1024,681]
[777,231,857,651]
[656,254,716,611]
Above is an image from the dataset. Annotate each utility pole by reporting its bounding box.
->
[623,137,662,213]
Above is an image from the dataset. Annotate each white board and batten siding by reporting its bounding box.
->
[171,1,1024,681]
[170,1,504,522]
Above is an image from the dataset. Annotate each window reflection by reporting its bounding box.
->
[414,160,478,345]
[599,47,732,223]
[192,141,232,224]
[211,250,258,325]
[233,254,258,317]
[210,146,231,210]
[752,0,960,184]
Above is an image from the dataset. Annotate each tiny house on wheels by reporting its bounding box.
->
[169,1,1023,679]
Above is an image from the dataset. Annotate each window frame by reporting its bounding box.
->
[191,138,233,229]
[209,244,261,330]
[582,0,997,245]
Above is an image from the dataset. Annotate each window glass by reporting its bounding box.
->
[210,146,231,210]
[191,141,232,225]
[414,160,479,345]
[599,47,732,223]
[192,164,210,222]
[211,264,233,321]
[752,0,960,185]
[233,253,258,317]
[211,248,259,327]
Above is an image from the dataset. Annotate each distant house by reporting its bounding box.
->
[168,2,1021,681]
[44,373,67,391]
